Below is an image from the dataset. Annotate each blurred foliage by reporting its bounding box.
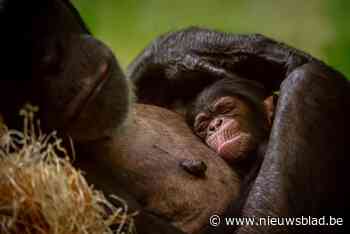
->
[73,0,349,79]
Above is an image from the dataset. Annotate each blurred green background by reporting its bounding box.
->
[73,0,350,78]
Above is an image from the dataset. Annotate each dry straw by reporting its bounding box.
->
[0,105,136,234]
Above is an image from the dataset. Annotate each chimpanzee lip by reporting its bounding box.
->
[217,133,242,154]
[79,63,111,112]
[64,61,112,126]
[217,133,242,160]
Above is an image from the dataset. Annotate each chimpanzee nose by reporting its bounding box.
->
[208,118,223,132]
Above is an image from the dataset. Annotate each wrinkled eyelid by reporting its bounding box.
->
[213,97,235,106]
[214,102,235,112]
[194,120,207,131]
[194,113,208,125]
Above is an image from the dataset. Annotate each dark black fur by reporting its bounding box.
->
[0,1,184,234]
[2,1,349,233]
[128,27,327,109]
[129,27,350,234]
[186,76,271,233]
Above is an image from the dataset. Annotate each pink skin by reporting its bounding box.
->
[205,118,255,162]
[193,95,272,163]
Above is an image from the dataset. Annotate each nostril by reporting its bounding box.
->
[217,118,223,126]
[208,125,215,132]
[208,118,222,132]
[213,118,223,129]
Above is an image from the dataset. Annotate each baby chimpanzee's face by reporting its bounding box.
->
[192,95,270,163]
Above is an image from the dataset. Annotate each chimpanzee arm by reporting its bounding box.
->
[127,27,324,107]
[129,27,349,233]
[233,63,350,234]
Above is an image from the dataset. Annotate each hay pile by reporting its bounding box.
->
[0,106,135,234]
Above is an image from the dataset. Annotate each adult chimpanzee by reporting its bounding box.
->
[0,1,241,234]
[0,0,129,140]
[0,1,192,234]
[128,27,350,234]
[0,1,349,234]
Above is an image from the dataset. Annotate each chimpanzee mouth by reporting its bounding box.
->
[217,134,242,153]
[206,119,240,150]
[217,132,253,162]
[217,133,242,158]
[64,61,112,125]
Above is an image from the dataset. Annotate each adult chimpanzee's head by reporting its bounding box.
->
[34,35,131,142]
[0,0,131,142]
[187,77,275,163]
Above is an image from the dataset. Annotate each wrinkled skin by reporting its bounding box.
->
[1,1,349,233]
[186,77,274,169]
[0,2,240,234]
[200,97,258,162]
[129,27,350,233]
[191,94,270,163]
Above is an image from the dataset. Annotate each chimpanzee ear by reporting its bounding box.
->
[263,95,275,126]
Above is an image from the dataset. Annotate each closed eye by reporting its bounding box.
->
[214,103,235,114]
[194,120,209,138]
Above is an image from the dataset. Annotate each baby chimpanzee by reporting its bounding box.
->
[186,77,275,175]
